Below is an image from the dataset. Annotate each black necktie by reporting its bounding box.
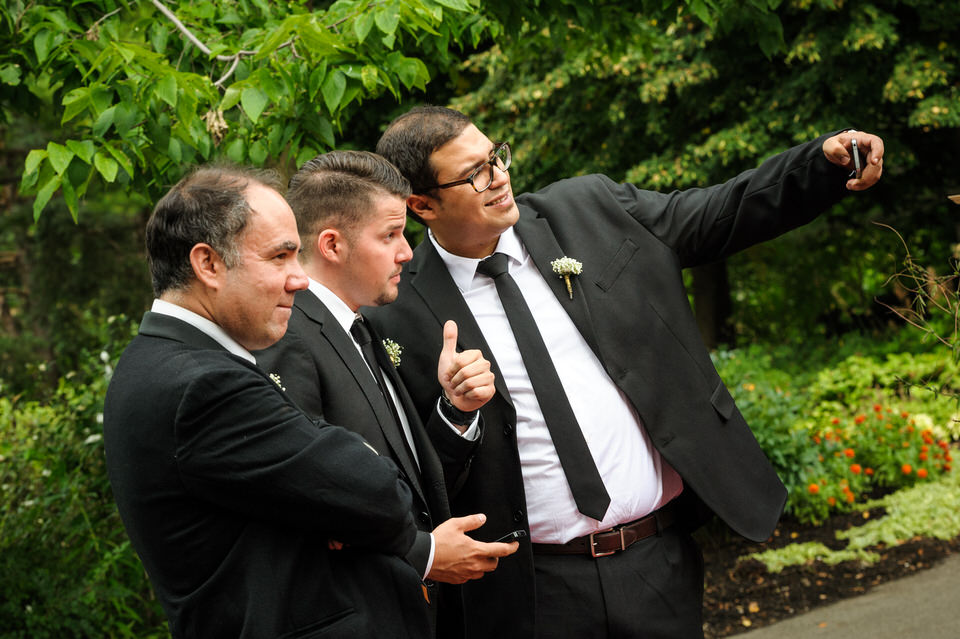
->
[477,253,610,520]
[350,316,419,469]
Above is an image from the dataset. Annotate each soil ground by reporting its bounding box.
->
[699,507,960,638]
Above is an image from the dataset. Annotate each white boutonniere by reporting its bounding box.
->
[382,339,403,368]
[550,256,583,299]
[268,373,286,391]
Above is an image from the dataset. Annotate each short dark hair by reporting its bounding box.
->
[376,105,472,198]
[286,150,411,259]
[145,166,282,296]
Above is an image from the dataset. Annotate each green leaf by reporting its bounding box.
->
[34,29,54,64]
[46,142,75,175]
[33,171,61,221]
[296,145,318,169]
[248,140,267,165]
[168,137,183,164]
[61,175,79,222]
[321,70,346,114]
[0,63,22,86]
[103,144,134,179]
[225,137,246,163]
[354,11,375,44]
[434,0,472,10]
[61,87,89,123]
[156,74,178,108]
[92,105,116,137]
[375,6,400,37]
[361,65,380,92]
[258,69,283,102]
[241,87,269,123]
[93,151,119,183]
[24,149,47,177]
[220,86,242,111]
[66,140,96,164]
[308,63,327,101]
[316,116,335,149]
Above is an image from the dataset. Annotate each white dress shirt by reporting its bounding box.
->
[151,299,256,364]
[431,228,683,544]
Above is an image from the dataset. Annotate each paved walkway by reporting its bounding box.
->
[727,552,960,639]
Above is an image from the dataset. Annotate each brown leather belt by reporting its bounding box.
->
[531,504,676,558]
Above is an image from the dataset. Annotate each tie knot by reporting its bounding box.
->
[350,316,373,347]
[477,252,510,279]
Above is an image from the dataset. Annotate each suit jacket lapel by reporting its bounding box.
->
[294,291,425,496]
[514,209,603,360]
[409,240,514,407]
[139,311,227,351]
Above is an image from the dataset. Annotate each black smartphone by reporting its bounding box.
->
[494,529,527,543]
[851,138,862,179]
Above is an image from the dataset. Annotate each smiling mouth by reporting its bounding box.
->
[485,191,510,207]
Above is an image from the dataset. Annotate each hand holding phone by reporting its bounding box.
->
[494,529,527,543]
[850,137,862,180]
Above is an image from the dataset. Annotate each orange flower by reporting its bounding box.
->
[945,464,952,472]
[946,453,954,462]
[865,467,874,476]
[831,417,840,425]
[919,453,928,461]
[917,468,928,479]
[846,492,855,503]
[876,413,885,420]
[901,464,913,475]
[827,497,836,506]
[850,463,862,474]
[844,448,855,458]
[921,445,929,452]
[812,435,822,444]
[873,404,882,412]
[808,483,820,494]
[854,415,866,424]
[901,411,909,418]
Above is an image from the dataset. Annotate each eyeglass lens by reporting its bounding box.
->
[473,144,512,192]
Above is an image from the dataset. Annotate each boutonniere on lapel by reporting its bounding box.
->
[550,256,583,300]
[268,373,286,392]
[382,339,403,368]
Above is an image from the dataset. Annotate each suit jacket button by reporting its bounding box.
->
[503,424,514,436]
[513,509,524,523]
[419,511,431,525]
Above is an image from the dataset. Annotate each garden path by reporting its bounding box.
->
[726,552,960,638]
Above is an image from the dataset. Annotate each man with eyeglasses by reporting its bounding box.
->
[367,105,884,639]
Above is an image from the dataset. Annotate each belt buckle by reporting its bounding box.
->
[589,527,626,558]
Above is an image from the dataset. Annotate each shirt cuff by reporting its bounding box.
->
[424,532,436,580]
[436,398,481,440]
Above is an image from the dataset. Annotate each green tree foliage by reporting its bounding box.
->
[1,0,751,222]
[452,0,960,342]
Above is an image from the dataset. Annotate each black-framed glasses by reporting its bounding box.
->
[429,142,512,193]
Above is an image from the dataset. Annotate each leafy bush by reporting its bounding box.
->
[716,335,959,524]
[0,317,166,639]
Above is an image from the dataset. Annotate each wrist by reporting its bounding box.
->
[439,391,477,426]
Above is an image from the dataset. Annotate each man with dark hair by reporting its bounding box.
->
[104,166,431,639]
[368,106,886,638]
[255,150,518,636]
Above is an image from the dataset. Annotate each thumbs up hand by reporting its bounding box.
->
[437,320,495,415]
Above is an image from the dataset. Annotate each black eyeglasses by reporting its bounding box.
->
[429,142,512,193]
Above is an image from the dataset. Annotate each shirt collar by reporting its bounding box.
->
[306,277,358,334]
[429,226,527,293]
[150,299,256,364]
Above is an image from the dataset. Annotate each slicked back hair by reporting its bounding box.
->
[146,166,282,296]
[286,150,411,260]
[375,105,472,204]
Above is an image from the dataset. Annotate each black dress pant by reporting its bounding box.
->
[533,527,705,639]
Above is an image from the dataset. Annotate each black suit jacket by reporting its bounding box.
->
[366,135,851,639]
[254,290,462,633]
[104,312,431,639]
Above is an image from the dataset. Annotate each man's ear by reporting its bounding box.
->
[316,228,345,263]
[189,243,224,290]
[407,193,436,223]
